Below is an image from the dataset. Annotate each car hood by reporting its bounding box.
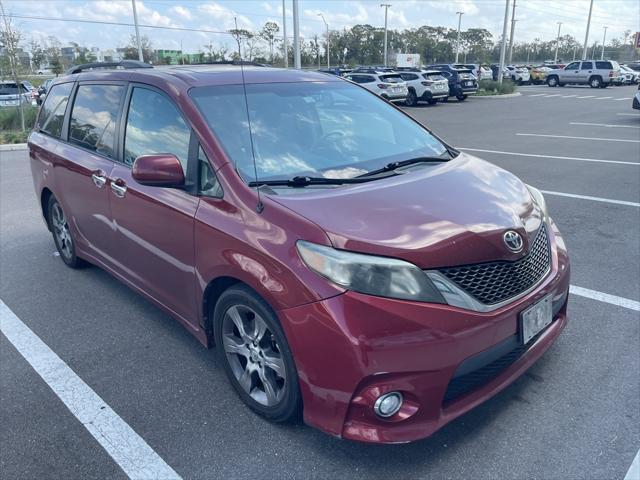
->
[270,153,543,269]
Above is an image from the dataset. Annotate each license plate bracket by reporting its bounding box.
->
[519,294,553,345]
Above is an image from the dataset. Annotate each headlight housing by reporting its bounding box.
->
[296,241,445,303]
[526,185,549,220]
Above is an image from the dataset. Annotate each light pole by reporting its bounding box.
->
[498,0,510,85]
[455,11,464,63]
[131,0,144,62]
[292,0,301,69]
[582,0,594,59]
[554,22,562,62]
[601,26,608,60]
[317,13,329,68]
[381,4,391,67]
[282,0,288,67]
[507,0,517,64]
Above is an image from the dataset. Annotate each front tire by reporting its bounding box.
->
[547,76,559,87]
[47,196,85,269]
[456,94,467,101]
[213,285,302,423]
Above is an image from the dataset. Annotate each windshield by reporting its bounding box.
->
[190,81,447,184]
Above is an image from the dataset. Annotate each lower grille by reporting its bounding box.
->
[438,224,551,305]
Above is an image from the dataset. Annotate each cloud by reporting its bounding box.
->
[303,4,370,28]
[197,2,253,30]
[169,6,193,21]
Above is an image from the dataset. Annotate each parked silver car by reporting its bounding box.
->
[546,60,620,88]
[0,81,34,108]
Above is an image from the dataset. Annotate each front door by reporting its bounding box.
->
[108,85,199,323]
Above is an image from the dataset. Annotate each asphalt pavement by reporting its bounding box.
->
[1,82,639,479]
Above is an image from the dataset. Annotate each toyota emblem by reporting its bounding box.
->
[503,230,524,253]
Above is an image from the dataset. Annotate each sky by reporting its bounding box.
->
[3,0,639,54]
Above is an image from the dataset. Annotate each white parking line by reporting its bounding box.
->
[458,148,639,166]
[617,113,640,116]
[570,122,640,129]
[560,95,578,98]
[543,94,562,97]
[0,300,182,480]
[615,97,632,101]
[594,96,613,100]
[516,133,640,143]
[570,286,640,312]
[624,449,640,480]
[540,189,640,207]
[528,93,547,97]
[576,95,596,98]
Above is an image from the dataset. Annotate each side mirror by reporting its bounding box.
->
[132,154,185,187]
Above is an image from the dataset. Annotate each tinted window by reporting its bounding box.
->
[69,84,124,157]
[198,146,222,198]
[566,62,580,70]
[0,83,27,95]
[124,87,191,171]
[595,61,612,69]
[399,73,419,81]
[190,82,447,184]
[581,62,593,70]
[424,72,446,81]
[38,82,73,138]
[379,74,403,83]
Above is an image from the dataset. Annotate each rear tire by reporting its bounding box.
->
[404,89,418,107]
[547,76,559,87]
[589,76,602,88]
[456,94,467,101]
[213,285,302,423]
[47,196,86,269]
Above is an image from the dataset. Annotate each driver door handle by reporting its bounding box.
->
[91,171,107,188]
[110,179,127,198]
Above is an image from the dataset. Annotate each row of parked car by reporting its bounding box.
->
[320,64,479,106]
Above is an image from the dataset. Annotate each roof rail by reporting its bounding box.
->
[65,60,153,75]
[185,60,269,67]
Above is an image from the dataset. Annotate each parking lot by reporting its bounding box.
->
[1,82,639,479]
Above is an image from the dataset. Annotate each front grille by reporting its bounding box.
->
[438,224,550,305]
[443,329,544,404]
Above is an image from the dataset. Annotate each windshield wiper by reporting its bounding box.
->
[248,175,385,188]
[355,155,451,178]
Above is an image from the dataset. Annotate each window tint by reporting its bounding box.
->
[566,62,580,70]
[596,61,612,69]
[69,84,124,157]
[581,62,593,70]
[198,146,223,198]
[38,82,73,138]
[400,73,418,81]
[379,74,403,83]
[424,72,446,81]
[124,87,191,171]
[0,83,28,95]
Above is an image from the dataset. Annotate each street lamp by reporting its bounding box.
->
[317,13,329,68]
[601,26,608,60]
[554,22,562,62]
[455,11,464,63]
[380,4,391,67]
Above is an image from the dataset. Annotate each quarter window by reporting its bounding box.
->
[69,84,124,157]
[38,82,73,138]
[124,87,191,172]
[198,146,222,198]
[595,61,612,69]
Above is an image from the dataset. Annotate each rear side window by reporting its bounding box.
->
[69,84,124,158]
[581,62,593,70]
[124,87,191,172]
[595,61,612,69]
[379,74,403,83]
[38,82,73,138]
[399,73,419,81]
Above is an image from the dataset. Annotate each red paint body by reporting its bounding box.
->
[28,66,570,443]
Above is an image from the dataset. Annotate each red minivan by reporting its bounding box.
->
[28,62,570,444]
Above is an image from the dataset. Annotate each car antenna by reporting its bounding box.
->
[234,17,264,214]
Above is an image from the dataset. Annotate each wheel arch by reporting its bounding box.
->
[202,275,243,346]
[40,187,54,230]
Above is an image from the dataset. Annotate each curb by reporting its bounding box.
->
[473,92,522,99]
[0,143,28,152]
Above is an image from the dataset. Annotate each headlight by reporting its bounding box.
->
[526,185,549,220]
[296,241,445,303]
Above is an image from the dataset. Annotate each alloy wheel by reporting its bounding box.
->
[51,202,73,260]
[222,304,286,407]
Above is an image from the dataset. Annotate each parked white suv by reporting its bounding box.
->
[507,65,531,84]
[546,60,620,88]
[397,69,449,106]
[344,70,408,102]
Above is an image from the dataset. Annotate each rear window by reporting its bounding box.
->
[423,72,446,81]
[379,74,403,83]
[38,82,74,138]
[0,83,26,95]
[456,69,473,74]
[69,84,124,158]
[595,61,613,69]
[399,73,419,81]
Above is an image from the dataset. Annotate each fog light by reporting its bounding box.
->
[373,392,403,418]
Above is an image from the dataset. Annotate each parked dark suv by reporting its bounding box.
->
[426,64,478,101]
[29,61,569,444]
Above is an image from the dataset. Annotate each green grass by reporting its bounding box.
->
[0,105,38,143]
[478,79,517,95]
[0,130,29,144]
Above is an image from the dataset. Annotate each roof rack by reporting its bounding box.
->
[184,60,268,67]
[66,60,153,75]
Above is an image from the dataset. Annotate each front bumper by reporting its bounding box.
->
[278,219,570,443]
[421,90,449,100]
